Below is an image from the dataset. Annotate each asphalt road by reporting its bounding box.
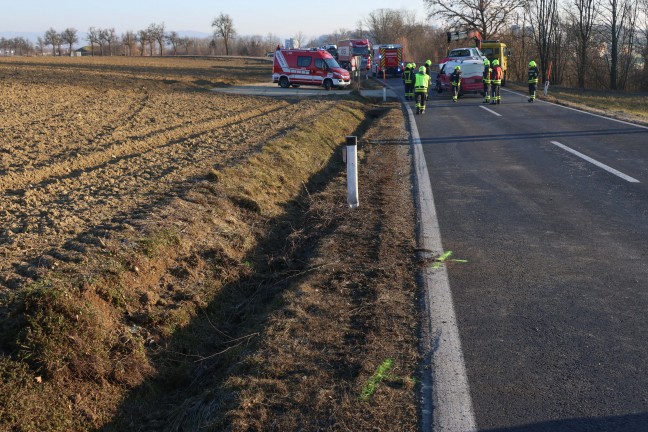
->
[399,77,648,431]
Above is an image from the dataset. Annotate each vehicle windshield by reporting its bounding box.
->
[448,48,484,58]
[352,47,370,56]
[325,58,342,69]
[449,49,471,57]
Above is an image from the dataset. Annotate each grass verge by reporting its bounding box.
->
[0,98,375,431]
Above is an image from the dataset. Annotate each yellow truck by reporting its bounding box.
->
[480,40,510,85]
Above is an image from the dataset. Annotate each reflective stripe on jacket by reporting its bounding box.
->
[490,66,503,84]
[528,67,539,84]
[403,69,413,84]
[483,66,492,83]
[414,72,430,91]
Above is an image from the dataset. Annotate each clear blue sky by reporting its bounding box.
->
[1,0,430,39]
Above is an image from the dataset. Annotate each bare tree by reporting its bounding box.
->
[527,0,560,82]
[166,31,180,55]
[36,36,45,55]
[617,0,639,89]
[180,37,194,55]
[565,0,600,88]
[61,28,78,56]
[108,28,118,55]
[87,27,100,56]
[122,31,136,56]
[44,28,60,56]
[364,9,408,43]
[137,29,149,56]
[148,23,166,55]
[424,0,524,39]
[293,31,306,48]
[212,13,236,55]
[602,0,633,89]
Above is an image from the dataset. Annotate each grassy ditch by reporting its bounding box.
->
[0,98,379,431]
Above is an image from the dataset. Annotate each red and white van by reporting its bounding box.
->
[272,47,351,90]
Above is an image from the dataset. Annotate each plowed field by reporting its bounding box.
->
[0,56,420,432]
[0,56,334,290]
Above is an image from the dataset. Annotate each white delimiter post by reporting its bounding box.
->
[346,136,359,208]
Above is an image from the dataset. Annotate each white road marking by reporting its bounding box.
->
[479,105,502,116]
[408,101,478,432]
[551,141,640,183]
[502,88,648,131]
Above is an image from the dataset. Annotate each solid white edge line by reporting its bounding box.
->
[551,140,640,183]
[502,88,648,130]
[479,105,502,117]
[405,99,478,432]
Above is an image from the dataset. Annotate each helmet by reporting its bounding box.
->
[406,63,411,69]
[454,66,461,70]
[425,59,432,66]
[492,59,499,66]
[419,66,426,73]
[483,59,490,66]
[529,60,537,67]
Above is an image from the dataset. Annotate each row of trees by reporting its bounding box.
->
[4,5,647,91]
[424,0,648,91]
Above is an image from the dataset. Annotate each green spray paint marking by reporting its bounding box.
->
[360,358,394,401]
[431,251,468,269]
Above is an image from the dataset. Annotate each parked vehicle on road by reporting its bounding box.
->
[337,39,372,71]
[372,44,403,77]
[272,47,351,90]
[436,59,484,97]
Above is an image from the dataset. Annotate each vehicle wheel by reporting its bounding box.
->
[323,79,332,91]
[279,76,290,88]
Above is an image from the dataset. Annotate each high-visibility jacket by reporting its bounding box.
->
[403,68,413,84]
[490,66,503,85]
[528,66,539,84]
[483,66,492,83]
[414,72,430,91]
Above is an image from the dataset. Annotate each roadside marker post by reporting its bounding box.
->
[346,136,359,209]
[383,86,387,102]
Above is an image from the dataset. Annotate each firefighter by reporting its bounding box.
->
[450,65,462,102]
[490,59,503,105]
[414,65,431,114]
[424,59,432,100]
[482,58,492,103]
[528,60,540,102]
[402,63,414,100]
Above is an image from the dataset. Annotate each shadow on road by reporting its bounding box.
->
[483,412,648,432]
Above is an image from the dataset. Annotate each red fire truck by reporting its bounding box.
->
[371,44,403,77]
[337,39,372,71]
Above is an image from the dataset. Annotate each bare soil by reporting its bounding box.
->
[0,56,420,431]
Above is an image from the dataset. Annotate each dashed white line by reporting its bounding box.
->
[479,105,502,116]
[551,140,640,183]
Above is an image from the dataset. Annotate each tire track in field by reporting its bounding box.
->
[0,98,336,287]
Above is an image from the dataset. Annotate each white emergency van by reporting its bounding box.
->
[272,47,351,90]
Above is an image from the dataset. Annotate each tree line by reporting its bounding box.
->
[2,5,646,91]
[424,0,648,91]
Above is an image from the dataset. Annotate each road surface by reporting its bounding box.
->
[402,77,648,432]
